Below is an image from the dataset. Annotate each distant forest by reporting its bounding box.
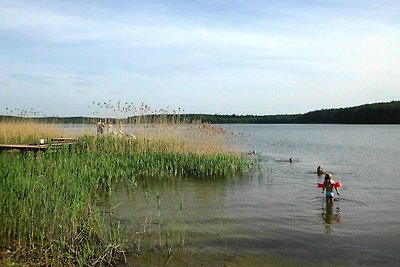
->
[1,101,399,124]
[192,101,400,124]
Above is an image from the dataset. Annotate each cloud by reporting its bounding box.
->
[0,2,284,51]
[7,73,95,88]
[69,76,93,87]
[74,89,88,94]
[1,0,399,116]
[108,90,122,95]
[7,73,58,85]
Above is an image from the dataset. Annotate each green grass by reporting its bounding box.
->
[0,135,250,266]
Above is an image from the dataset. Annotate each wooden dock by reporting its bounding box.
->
[0,138,77,154]
[50,137,77,143]
[0,144,49,153]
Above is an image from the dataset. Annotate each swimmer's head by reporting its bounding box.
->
[324,173,332,181]
[317,166,324,174]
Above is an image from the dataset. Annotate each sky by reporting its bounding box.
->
[0,0,399,117]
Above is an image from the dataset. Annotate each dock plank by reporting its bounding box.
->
[50,137,77,142]
[0,144,48,152]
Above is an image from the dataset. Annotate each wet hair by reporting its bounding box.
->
[324,173,333,183]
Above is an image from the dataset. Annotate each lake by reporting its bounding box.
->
[66,124,400,266]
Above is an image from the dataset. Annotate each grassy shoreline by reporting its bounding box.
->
[0,122,251,266]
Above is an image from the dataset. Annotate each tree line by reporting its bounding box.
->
[1,101,399,124]
[185,101,400,124]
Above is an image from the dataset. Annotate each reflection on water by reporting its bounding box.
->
[321,202,341,233]
[100,124,400,266]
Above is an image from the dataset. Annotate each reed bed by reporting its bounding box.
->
[0,148,127,266]
[0,121,64,144]
[76,135,248,178]
[0,118,251,266]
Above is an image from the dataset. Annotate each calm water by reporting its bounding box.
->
[71,124,400,266]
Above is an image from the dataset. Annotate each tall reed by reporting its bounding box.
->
[0,121,64,144]
[0,147,127,266]
[1,123,250,266]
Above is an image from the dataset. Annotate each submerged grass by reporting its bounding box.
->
[0,120,251,266]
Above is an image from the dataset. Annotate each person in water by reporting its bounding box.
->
[317,166,325,175]
[322,173,340,203]
[97,121,105,135]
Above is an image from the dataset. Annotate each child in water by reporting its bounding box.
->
[322,173,340,203]
[317,166,324,175]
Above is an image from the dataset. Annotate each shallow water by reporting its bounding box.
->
[74,124,400,266]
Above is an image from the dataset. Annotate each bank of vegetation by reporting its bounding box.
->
[1,101,398,124]
[190,101,400,124]
[295,101,400,124]
[0,119,251,266]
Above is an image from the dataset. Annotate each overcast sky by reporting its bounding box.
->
[1,0,399,117]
